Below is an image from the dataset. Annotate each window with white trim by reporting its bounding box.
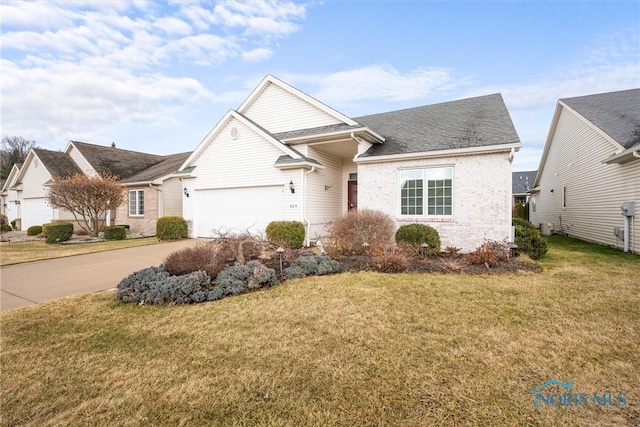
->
[399,167,453,216]
[129,189,144,216]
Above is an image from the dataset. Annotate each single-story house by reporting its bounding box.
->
[512,171,536,205]
[8,141,191,234]
[178,75,522,251]
[529,88,639,254]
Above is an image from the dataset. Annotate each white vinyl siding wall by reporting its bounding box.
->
[21,157,51,199]
[305,147,348,239]
[242,83,343,134]
[530,107,640,254]
[161,177,183,217]
[182,116,303,237]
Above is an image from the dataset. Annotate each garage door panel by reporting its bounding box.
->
[22,198,54,229]
[195,186,284,238]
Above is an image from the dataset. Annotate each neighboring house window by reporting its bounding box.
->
[129,190,144,216]
[562,186,567,209]
[399,167,453,216]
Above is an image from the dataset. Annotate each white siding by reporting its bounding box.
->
[531,107,640,254]
[184,116,303,237]
[20,156,51,199]
[243,83,343,133]
[305,147,348,238]
[358,152,513,252]
[161,177,183,217]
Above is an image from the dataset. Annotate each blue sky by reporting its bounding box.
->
[1,1,639,172]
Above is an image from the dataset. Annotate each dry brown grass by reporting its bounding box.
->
[1,236,639,426]
[0,237,158,266]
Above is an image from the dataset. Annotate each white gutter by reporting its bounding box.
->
[303,166,316,247]
[354,142,522,164]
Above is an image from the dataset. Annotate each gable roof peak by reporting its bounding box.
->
[237,74,358,126]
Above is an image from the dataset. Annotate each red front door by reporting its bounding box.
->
[348,180,357,211]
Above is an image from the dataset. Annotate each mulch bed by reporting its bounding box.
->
[262,251,542,276]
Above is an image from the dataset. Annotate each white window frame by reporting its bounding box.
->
[129,189,144,216]
[398,166,454,217]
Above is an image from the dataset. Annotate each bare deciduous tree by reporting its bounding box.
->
[47,173,125,237]
[1,136,36,180]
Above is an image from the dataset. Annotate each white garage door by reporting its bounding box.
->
[195,186,285,238]
[22,198,54,229]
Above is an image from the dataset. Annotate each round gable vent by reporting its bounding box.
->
[230,127,239,140]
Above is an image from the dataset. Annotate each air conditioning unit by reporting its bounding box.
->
[540,222,553,236]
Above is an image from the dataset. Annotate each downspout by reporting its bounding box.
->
[303,167,316,247]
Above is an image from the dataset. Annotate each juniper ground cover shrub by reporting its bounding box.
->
[210,261,279,300]
[326,209,395,256]
[283,255,341,280]
[116,266,212,305]
[266,221,305,249]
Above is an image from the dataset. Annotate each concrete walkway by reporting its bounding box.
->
[0,239,201,313]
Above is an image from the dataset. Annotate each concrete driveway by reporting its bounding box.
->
[0,239,201,313]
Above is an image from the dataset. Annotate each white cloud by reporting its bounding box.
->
[287,64,469,106]
[242,47,273,62]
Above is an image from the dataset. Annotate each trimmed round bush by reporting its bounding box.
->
[156,216,188,240]
[27,225,43,236]
[42,222,73,244]
[266,220,305,249]
[395,224,441,252]
[512,218,548,259]
[104,225,126,241]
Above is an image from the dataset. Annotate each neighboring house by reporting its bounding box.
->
[512,171,536,205]
[10,141,190,234]
[529,88,639,254]
[11,149,82,229]
[1,163,22,224]
[179,75,521,251]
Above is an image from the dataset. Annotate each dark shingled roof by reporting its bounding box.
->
[512,170,537,194]
[33,148,82,178]
[355,93,520,157]
[71,141,165,180]
[561,88,640,150]
[123,152,192,183]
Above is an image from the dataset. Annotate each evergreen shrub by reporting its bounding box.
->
[27,225,43,236]
[43,222,73,243]
[156,216,188,240]
[104,225,126,240]
[512,218,548,259]
[395,224,441,253]
[266,221,306,249]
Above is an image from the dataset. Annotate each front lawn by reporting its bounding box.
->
[1,236,638,426]
[0,237,159,266]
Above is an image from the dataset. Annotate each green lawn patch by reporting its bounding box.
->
[1,237,638,426]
